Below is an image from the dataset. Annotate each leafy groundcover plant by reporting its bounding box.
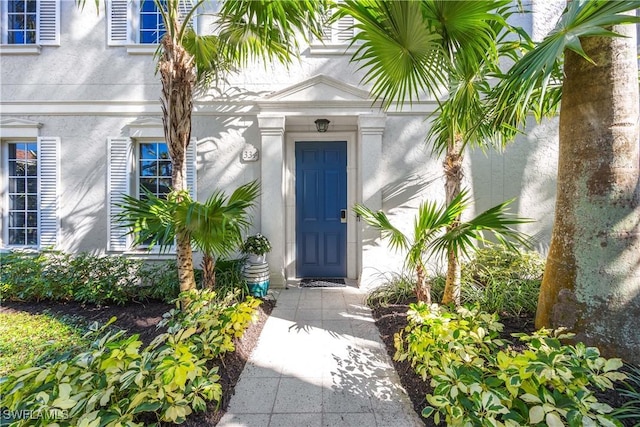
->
[395,303,627,426]
[0,289,261,426]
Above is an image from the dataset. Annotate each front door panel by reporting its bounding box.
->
[296,141,347,278]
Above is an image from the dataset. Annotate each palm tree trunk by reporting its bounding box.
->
[441,136,464,306]
[159,18,197,294]
[535,24,640,363]
[201,253,216,289]
[415,263,431,305]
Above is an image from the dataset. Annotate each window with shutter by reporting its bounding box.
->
[310,5,356,55]
[107,132,197,253]
[108,0,197,52]
[0,0,59,52]
[0,136,58,249]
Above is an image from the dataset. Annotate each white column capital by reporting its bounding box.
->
[257,114,285,135]
[358,114,386,135]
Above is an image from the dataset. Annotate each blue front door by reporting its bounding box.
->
[296,141,347,278]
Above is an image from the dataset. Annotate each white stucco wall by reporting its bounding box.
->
[0,1,564,288]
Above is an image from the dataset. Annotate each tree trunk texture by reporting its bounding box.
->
[415,263,432,305]
[536,24,640,363]
[159,18,197,293]
[441,137,464,306]
[201,254,216,289]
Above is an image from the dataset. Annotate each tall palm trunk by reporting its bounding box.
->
[159,20,197,293]
[441,136,464,305]
[536,24,640,363]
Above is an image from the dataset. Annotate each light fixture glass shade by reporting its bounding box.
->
[314,118,330,133]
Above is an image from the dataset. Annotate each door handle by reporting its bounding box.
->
[340,209,347,223]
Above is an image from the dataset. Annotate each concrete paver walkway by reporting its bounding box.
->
[218,285,424,427]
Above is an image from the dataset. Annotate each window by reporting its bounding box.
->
[310,3,356,55]
[108,0,195,50]
[6,0,36,44]
[6,142,38,245]
[107,127,196,253]
[0,124,59,250]
[139,0,165,44]
[0,0,59,50]
[138,142,172,197]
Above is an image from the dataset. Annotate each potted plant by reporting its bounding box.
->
[241,234,271,264]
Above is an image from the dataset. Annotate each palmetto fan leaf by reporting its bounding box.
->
[489,0,640,128]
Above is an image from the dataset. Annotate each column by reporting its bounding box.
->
[357,114,386,288]
[257,115,286,286]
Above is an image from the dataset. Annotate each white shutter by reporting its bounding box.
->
[178,0,198,33]
[108,0,129,45]
[335,16,354,43]
[107,137,132,251]
[186,138,197,198]
[37,0,59,45]
[38,137,59,248]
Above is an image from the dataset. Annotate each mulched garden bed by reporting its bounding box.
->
[371,298,637,426]
[0,297,274,426]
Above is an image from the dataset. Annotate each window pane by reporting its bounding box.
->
[26,0,36,13]
[26,229,38,245]
[9,230,25,245]
[9,15,24,28]
[27,195,37,210]
[9,178,25,193]
[27,178,37,193]
[141,0,157,12]
[140,178,157,195]
[9,195,26,210]
[158,178,171,195]
[26,30,36,44]
[9,212,25,227]
[159,160,172,177]
[27,212,38,227]
[157,143,169,159]
[26,161,37,176]
[8,161,18,176]
[140,13,157,29]
[140,143,157,159]
[140,160,157,176]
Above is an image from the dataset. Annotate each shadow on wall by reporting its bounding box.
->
[467,117,559,254]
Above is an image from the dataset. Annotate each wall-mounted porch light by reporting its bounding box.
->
[314,118,330,133]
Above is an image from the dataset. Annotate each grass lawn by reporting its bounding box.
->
[0,311,89,376]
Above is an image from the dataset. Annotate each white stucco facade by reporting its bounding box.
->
[0,1,562,288]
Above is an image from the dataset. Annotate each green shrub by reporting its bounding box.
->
[612,364,640,425]
[395,302,626,426]
[213,258,250,301]
[0,290,261,426]
[429,245,544,316]
[365,272,417,308]
[1,251,181,305]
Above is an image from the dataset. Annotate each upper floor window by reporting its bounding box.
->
[108,0,195,51]
[6,0,36,44]
[6,142,38,245]
[139,0,165,44]
[0,0,59,51]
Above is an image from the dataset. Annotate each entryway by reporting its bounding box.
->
[295,141,347,278]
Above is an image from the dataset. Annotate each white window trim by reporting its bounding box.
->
[0,0,60,55]
[0,133,59,251]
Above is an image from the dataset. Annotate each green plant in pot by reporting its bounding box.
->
[241,234,271,264]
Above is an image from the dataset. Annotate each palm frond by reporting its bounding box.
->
[488,0,640,130]
[431,198,532,260]
[353,204,409,252]
[341,0,447,110]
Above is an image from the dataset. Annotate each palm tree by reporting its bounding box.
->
[339,0,531,305]
[489,0,640,363]
[79,0,327,293]
[116,181,260,290]
[354,191,531,304]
